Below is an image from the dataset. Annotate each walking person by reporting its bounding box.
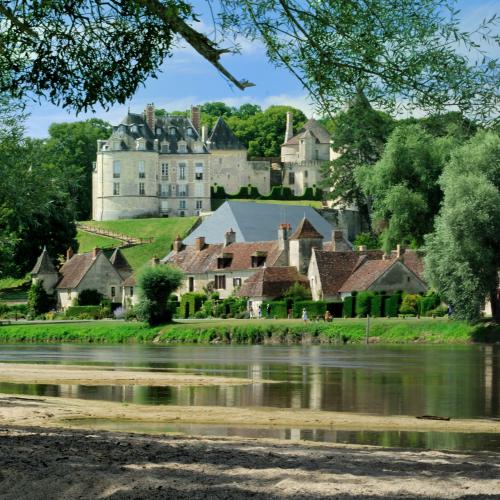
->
[258,304,262,319]
[302,307,308,323]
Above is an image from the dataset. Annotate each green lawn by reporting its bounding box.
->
[78,217,198,270]
[0,276,30,303]
[77,230,122,253]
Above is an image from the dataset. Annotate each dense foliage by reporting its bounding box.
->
[27,281,54,317]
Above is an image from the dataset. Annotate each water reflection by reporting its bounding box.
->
[0,343,499,419]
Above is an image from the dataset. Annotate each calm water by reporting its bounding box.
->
[1,343,499,450]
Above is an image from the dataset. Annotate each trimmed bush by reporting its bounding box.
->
[179,292,206,318]
[262,301,288,318]
[417,292,441,316]
[370,293,384,317]
[355,291,375,317]
[77,289,103,306]
[400,293,419,315]
[65,305,104,319]
[342,295,355,318]
[293,300,327,319]
[384,292,402,317]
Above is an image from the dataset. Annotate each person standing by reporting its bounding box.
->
[266,303,271,318]
[302,307,308,323]
[258,304,262,319]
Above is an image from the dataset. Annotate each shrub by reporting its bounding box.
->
[400,293,419,315]
[77,289,103,306]
[283,282,312,301]
[124,307,138,321]
[179,292,207,318]
[342,295,355,318]
[370,293,384,317]
[27,281,55,316]
[355,291,375,317]
[65,305,103,319]
[384,292,402,317]
[417,292,441,316]
[262,301,288,318]
[137,265,183,325]
[353,232,380,250]
[293,300,327,319]
[429,305,448,317]
[0,303,28,319]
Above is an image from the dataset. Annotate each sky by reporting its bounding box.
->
[24,0,499,138]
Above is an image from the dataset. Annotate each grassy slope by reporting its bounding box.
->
[77,230,122,253]
[218,199,323,209]
[0,277,30,303]
[0,318,497,344]
[78,217,197,270]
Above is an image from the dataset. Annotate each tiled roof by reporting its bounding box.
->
[167,240,283,274]
[338,259,394,293]
[109,248,133,280]
[237,266,309,299]
[123,274,136,286]
[289,217,323,240]
[398,250,425,279]
[31,247,57,275]
[56,252,96,289]
[283,118,331,146]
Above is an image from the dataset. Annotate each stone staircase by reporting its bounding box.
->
[77,223,153,248]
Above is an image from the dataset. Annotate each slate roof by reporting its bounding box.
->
[209,117,244,150]
[110,248,133,280]
[167,240,283,274]
[31,247,57,275]
[181,201,334,246]
[283,118,331,146]
[57,252,96,289]
[237,266,309,299]
[289,217,323,240]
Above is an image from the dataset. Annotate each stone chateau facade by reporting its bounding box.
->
[92,104,337,220]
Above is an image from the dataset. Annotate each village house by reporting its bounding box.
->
[31,247,134,310]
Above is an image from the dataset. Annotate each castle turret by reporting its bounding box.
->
[288,217,323,273]
[31,247,59,294]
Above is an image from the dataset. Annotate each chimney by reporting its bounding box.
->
[224,228,236,247]
[396,244,404,258]
[173,235,183,253]
[278,223,291,251]
[92,247,101,259]
[358,245,367,252]
[190,105,201,134]
[285,111,294,142]
[195,236,206,251]
[144,103,155,131]
[201,125,208,143]
[66,247,74,261]
[332,230,344,252]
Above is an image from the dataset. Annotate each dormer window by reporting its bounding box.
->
[186,127,193,137]
[217,253,233,269]
[178,141,187,153]
[131,125,138,134]
[136,138,146,151]
[251,252,267,268]
[161,141,169,153]
[169,127,176,136]
[156,127,162,135]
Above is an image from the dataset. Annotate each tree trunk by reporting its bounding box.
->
[490,288,500,323]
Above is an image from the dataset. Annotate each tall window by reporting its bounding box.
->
[179,199,186,210]
[139,183,145,195]
[195,184,204,197]
[178,142,187,153]
[195,163,204,181]
[113,160,121,178]
[113,183,120,195]
[178,163,186,181]
[214,275,226,290]
[138,161,145,178]
[196,200,203,210]
[161,142,169,153]
[111,286,116,298]
[160,183,168,197]
[178,184,188,197]
[161,163,169,179]
[288,172,295,185]
[304,170,308,178]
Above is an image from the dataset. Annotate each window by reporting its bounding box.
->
[187,127,193,137]
[288,172,295,184]
[131,125,138,134]
[189,277,194,292]
[160,183,169,197]
[130,287,134,297]
[233,277,242,288]
[178,163,186,181]
[113,160,121,178]
[179,199,186,210]
[138,160,145,179]
[161,163,169,179]
[195,184,204,197]
[214,275,226,290]
[169,127,176,136]
[113,183,120,195]
[196,200,203,210]
[178,184,188,197]
[251,255,266,268]
[304,170,308,178]
[178,142,187,153]
[156,127,162,135]
[139,183,145,195]
[195,163,204,181]
[161,142,169,153]
[136,139,146,151]
[111,286,116,298]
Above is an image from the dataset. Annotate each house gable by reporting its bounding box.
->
[368,260,427,294]
[76,253,124,296]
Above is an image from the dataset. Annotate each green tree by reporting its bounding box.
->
[42,119,111,220]
[137,265,183,325]
[424,131,500,322]
[357,123,460,251]
[283,283,312,301]
[27,281,54,316]
[321,90,394,225]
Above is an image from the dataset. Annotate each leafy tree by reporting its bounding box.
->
[137,265,183,325]
[283,283,311,301]
[42,119,111,220]
[357,123,460,251]
[27,281,54,316]
[424,131,500,322]
[2,1,496,120]
[320,90,394,224]
[77,289,104,306]
[353,232,380,250]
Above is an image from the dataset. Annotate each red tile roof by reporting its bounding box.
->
[289,218,323,240]
[338,259,394,292]
[237,266,309,299]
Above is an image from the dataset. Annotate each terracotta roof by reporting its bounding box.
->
[338,259,395,293]
[289,217,323,240]
[237,267,309,299]
[123,274,136,286]
[31,247,57,275]
[399,250,425,279]
[283,118,331,146]
[167,240,283,274]
[56,252,96,289]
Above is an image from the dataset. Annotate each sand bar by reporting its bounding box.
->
[0,363,260,387]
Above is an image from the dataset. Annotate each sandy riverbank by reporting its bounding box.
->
[0,363,260,387]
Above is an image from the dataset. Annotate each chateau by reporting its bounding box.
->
[92,104,335,220]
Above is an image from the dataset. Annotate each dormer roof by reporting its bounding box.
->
[289,217,323,240]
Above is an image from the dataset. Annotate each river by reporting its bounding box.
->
[1,343,499,451]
